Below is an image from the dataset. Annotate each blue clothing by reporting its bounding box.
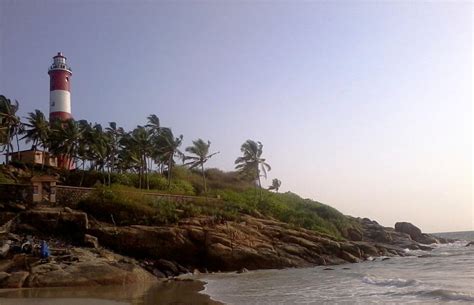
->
[40,241,50,259]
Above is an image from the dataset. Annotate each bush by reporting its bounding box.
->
[78,185,180,225]
[214,188,355,239]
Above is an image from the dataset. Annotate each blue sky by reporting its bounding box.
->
[0,1,472,232]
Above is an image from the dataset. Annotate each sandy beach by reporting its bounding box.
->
[0,280,222,305]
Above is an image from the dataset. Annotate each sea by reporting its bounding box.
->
[202,231,474,304]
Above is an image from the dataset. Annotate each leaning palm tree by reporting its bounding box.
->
[0,95,21,164]
[124,126,152,189]
[184,139,219,194]
[155,127,183,188]
[235,140,271,196]
[145,114,161,136]
[268,178,282,192]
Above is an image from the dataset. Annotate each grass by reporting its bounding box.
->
[78,184,240,226]
[4,163,358,239]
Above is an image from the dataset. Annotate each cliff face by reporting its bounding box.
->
[0,205,448,288]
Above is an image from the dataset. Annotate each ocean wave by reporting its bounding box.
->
[362,276,419,287]
[422,289,474,302]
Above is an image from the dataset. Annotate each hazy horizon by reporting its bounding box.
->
[0,1,472,233]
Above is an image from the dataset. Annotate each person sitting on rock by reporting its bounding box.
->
[40,240,50,260]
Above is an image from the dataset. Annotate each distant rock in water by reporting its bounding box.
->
[394,222,439,245]
[466,241,474,247]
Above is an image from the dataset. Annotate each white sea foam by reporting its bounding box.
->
[362,276,419,287]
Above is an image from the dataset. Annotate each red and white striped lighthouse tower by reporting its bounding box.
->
[48,52,72,121]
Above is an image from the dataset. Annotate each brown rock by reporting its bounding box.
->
[84,234,99,248]
[340,251,360,263]
[394,222,439,244]
[3,271,29,288]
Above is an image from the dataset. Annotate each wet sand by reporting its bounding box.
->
[0,280,222,305]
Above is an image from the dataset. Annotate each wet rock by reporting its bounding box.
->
[152,269,166,278]
[466,241,474,247]
[340,251,360,263]
[2,271,29,288]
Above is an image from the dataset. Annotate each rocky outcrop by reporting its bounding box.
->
[0,205,451,288]
[351,218,444,250]
[17,207,89,241]
[394,222,439,245]
[0,246,156,288]
[89,215,406,272]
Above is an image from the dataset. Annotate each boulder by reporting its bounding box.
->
[22,248,155,288]
[394,222,439,244]
[19,208,89,240]
[2,271,29,288]
[394,222,423,240]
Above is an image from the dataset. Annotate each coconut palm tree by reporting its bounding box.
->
[146,114,161,136]
[0,95,21,164]
[21,109,50,168]
[268,178,281,192]
[235,140,271,196]
[184,139,219,194]
[49,119,82,169]
[124,126,152,189]
[156,127,183,188]
[105,121,124,174]
[22,109,50,150]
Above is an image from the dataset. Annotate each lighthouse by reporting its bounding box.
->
[48,52,72,121]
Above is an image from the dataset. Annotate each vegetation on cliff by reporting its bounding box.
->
[1,94,356,239]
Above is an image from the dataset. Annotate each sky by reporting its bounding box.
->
[0,1,472,233]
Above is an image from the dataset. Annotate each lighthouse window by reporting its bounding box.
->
[66,77,69,82]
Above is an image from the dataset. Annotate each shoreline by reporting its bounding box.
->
[0,280,223,305]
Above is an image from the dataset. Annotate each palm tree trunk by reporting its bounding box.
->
[201,164,207,194]
[257,169,262,200]
[5,129,11,165]
[80,160,85,187]
[15,134,21,160]
[167,156,172,189]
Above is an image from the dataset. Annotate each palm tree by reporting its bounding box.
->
[235,140,271,196]
[184,139,219,194]
[22,110,50,151]
[268,178,281,192]
[22,110,50,167]
[146,114,161,136]
[0,95,21,164]
[49,119,82,169]
[156,127,183,188]
[124,126,152,189]
[105,121,124,174]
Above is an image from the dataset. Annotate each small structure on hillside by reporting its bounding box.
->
[31,175,58,203]
[7,150,58,168]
